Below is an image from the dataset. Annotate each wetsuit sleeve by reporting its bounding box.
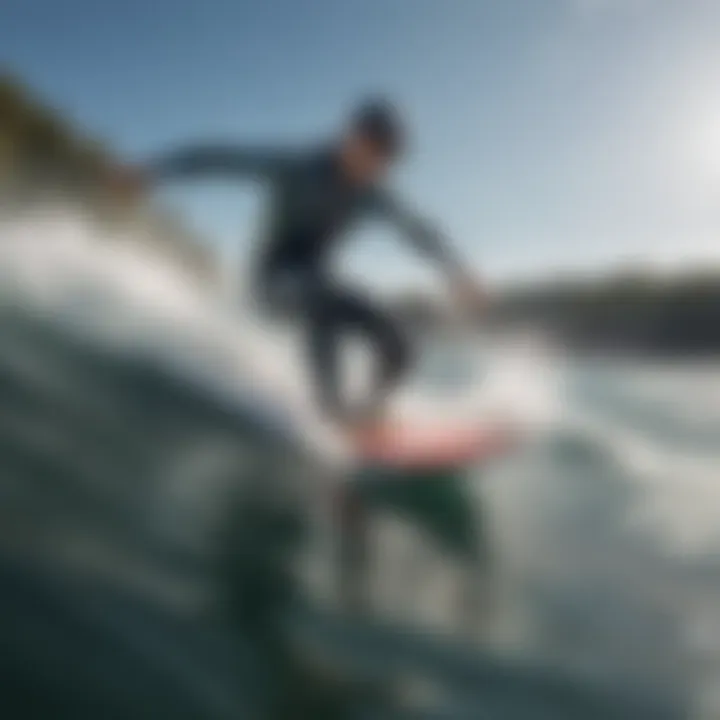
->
[370,190,463,274]
[148,145,291,182]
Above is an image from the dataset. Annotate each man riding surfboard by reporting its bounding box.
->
[132,98,483,438]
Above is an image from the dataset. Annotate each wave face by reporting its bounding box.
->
[0,208,715,717]
[0,209,326,611]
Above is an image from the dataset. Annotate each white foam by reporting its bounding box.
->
[0,208,343,455]
[565,389,720,556]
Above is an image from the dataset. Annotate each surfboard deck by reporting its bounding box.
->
[349,419,517,471]
[340,419,517,559]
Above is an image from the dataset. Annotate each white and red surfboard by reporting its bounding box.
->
[349,420,518,470]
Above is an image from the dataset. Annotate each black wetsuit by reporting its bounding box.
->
[152,144,460,421]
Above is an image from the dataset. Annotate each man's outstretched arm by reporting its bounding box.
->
[147,144,292,182]
[371,189,484,305]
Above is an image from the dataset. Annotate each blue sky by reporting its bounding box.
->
[2,0,720,286]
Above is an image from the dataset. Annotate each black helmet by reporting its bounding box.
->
[350,97,406,158]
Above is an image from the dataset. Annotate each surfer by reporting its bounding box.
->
[133,98,482,435]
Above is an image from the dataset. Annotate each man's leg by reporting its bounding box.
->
[305,282,412,424]
[302,282,348,421]
[347,294,412,422]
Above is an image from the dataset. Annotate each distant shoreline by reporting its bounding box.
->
[392,269,720,361]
